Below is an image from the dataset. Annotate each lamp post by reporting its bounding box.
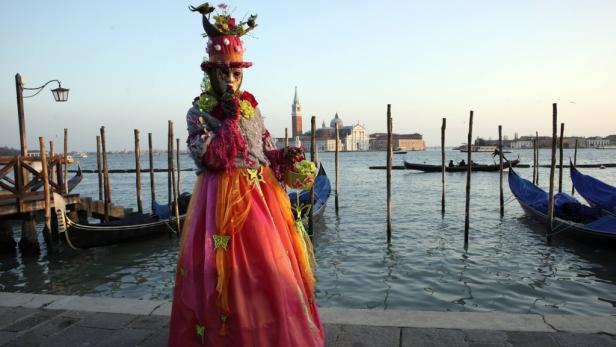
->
[13,73,69,255]
[15,73,69,156]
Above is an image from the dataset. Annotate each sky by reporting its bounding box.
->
[1,0,615,151]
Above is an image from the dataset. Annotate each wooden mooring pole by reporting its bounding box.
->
[169,121,181,234]
[572,139,578,196]
[39,137,53,253]
[532,138,537,184]
[535,131,539,185]
[547,104,558,243]
[386,104,393,243]
[49,141,55,185]
[148,133,156,212]
[464,111,473,245]
[176,138,181,195]
[499,125,504,217]
[100,126,111,222]
[441,117,446,215]
[167,121,173,211]
[558,123,564,193]
[63,128,68,195]
[284,128,289,148]
[309,116,316,236]
[48,141,59,239]
[96,136,103,200]
[335,122,340,215]
[134,129,143,213]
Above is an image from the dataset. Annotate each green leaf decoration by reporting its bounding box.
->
[195,324,205,344]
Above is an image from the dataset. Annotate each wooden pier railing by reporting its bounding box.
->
[0,154,76,216]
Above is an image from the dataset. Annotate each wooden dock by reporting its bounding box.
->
[0,155,130,254]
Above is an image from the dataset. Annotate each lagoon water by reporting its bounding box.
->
[1,148,616,316]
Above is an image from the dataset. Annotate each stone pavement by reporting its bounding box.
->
[1,292,615,346]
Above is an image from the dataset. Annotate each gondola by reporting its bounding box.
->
[32,164,83,192]
[570,162,616,214]
[289,164,331,223]
[54,192,183,249]
[508,168,616,240]
[404,157,520,172]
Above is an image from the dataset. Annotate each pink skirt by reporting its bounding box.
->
[169,167,324,346]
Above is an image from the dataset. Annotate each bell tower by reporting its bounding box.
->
[291,86,303,138]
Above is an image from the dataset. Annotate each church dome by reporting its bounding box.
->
[330,113,343,129]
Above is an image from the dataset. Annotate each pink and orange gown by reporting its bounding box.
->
[169,92,324,346]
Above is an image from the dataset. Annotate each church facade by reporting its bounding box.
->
[273,87,422,152]
[299,113,369,152]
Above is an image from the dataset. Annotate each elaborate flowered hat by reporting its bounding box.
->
[190,2,257,71]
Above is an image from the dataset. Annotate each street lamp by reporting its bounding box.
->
[15,73,70,155]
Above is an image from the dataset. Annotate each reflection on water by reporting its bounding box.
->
[1,149,616,316]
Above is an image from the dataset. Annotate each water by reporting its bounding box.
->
[1,148,616,316]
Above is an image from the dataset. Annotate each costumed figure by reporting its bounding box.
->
[169,3,325,346]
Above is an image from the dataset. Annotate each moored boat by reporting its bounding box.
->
[54,192,183,249]
[570,163,616,214]
[508,168,616,240]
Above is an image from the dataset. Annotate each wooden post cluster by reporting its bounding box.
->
[309,116,316,236]
[464,111,473,245]
[558,123,564,193]
[498,125,504,217]
[547,104,558,243]
[335,122,340,215]
[148,133,156,212]
[386,104,392,242]
[100,126,111,222]
[441,117,446,215]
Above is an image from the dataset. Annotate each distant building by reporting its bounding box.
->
[510,139,533,149]
[299,113,369,151]
[370,133,425,151]
[586,136,610,148]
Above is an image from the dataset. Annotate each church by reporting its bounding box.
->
[289,87,369,152]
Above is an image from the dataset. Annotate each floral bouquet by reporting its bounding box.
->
[285,159,317,190]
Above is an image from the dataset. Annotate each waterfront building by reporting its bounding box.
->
[586,136,610,148]
[298,113,369,151]
[510,138,533,149]
[369,133,426,151]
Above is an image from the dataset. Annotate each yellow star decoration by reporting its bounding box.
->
[243,167,265,187]
[195,324,205,345]
[213,234,231,251]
